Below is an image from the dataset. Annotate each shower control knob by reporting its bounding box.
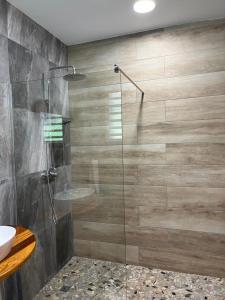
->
[49,167,58,178]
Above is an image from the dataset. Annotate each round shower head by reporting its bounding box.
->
[63,72,86,82]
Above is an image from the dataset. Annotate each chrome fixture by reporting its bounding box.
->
[41,167,58,181]
[114,64,144,102]
[49,65,86,81]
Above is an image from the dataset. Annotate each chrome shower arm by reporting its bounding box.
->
[49,65,76,73]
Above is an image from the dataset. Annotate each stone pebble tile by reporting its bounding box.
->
[35,256,225,300]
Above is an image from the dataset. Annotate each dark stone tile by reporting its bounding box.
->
[0,0,7,37]
[47,33,68,66]
[56,213,73,270]
[48,77,69,116]
[7,3,48,60]
[8,40,49,82]
[18,225,57,300]
[0,178,16,225]
[0,34,9,83]
[13,109,47,176]
[11,80,48,112]
[0,83,13,179]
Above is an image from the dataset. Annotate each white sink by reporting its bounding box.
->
[0,226,16,262]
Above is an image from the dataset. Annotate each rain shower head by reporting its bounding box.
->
[49,65,86,81]
[63,72,86,82]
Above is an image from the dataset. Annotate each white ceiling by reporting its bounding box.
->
[8,0,225,45]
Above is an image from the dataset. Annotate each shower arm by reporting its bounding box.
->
[114,64,144,102]
[49,65,76,73]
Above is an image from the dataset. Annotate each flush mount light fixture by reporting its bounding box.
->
[133,0,156,14]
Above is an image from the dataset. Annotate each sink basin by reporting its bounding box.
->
[0,226,16,262]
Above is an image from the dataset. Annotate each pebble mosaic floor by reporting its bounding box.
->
[35,256,225,300]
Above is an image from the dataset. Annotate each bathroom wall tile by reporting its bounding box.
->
[72,184,124,225]
[165,47,225,77]
[74,239,92,258]
[13,109,47,176]
[123,144,166,165]
[0,83,12,179]
[138,119,225,144]
[11,80,48,112]
[56,213,74,270]
[126,226,225,257]
[69,64,119,89]
[138,164,225,188]
[0,35,9,83]
[139,71,225,102]
[0,0,7,37]
[90,240,126,263]
[0,179,15,225]
[126,245,139,265]
[8,40,49,82]
[69,84,122,109]
[120,57,165,82]
[19,225,57,300]
[136,20,225,59]
[16,172,54,232]
[139,246,225,277]
[70,126,123,146]
[74,221,125,244]
[139,207,225,234]
[123,101,165,125]
[166,143,225,165]
[124,185,166,208]
[70,104,122,128]
[71,145,122,165]
[167,187,225,211]
[49,77,69,116]
[72,163,136,185]
[123,125,137,144]
[137,165,166,186]
[166,95,225,121]
[7,3,67,65]
[69,35,136,68]
[47,33,68,65]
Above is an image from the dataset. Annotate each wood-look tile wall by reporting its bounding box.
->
[69,19,225,276]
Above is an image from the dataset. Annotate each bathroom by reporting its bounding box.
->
[0,0,225,299]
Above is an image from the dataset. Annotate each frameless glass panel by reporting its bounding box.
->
[67,66,127,298]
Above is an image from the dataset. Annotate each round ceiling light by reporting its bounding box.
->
[133,0,156,14]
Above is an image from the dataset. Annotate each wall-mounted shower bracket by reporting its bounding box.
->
[114,64,144,102]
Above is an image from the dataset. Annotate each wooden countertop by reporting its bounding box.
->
[0,226,36,282]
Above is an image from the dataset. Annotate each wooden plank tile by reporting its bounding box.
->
[139,247,225,277]
[139,71,225,102]
[138,119,225,144]
[167,187,225,211]
[123,144,166,165]
[166,143,225,165]
[165,47,225,77]
[139,207,225,234]
[73,221,125,244]
[166,95,225,121]
[136,20,225,59]
[123,101,165,125]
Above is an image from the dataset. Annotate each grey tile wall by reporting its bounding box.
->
[0,1,72,299]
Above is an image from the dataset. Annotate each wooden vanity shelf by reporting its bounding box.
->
[0,227,36,282]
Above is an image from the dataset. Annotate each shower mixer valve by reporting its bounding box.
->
[41,167,58,181]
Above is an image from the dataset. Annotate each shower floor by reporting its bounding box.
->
[35,256,225,300]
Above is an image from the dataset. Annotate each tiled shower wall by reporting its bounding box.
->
[0,0,73,299]
[69,19,225,277]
